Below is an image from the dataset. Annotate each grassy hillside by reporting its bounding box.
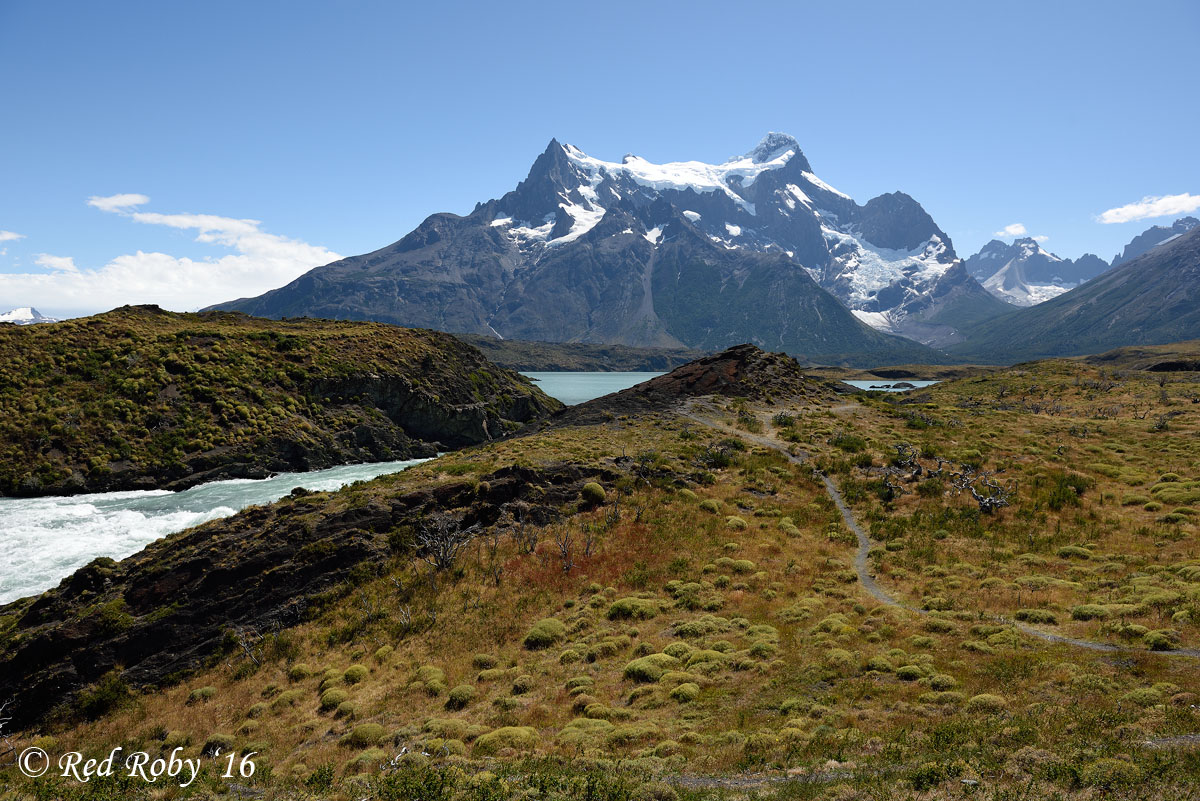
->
[1,346,1197,800]
[0,306,559,497]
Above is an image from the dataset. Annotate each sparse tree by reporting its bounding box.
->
[582,522,600,558]
[0,699,14,765]
[232,625,264,667]
[485,527,504,587]
[1154,410,1182,431]
[951,468,1016,513]
[416,514,476,593]
[553,526,574,573]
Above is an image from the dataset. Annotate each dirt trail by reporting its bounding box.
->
[680,402,1200,660]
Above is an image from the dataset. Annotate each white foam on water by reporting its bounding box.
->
[0,457,431,603]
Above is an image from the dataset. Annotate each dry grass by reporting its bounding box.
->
[3,365,1199,799]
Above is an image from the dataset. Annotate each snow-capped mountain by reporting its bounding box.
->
[966,239,1109,307]
[0,307,58,325]
[1111,216,1199,267]
[212,134,1006,360]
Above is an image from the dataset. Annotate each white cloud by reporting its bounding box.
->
[1097,193,1200,224]
[0,195,340,317]
[1032,235,1049,242]
[994,223,1027,237]
[34,254,78,273]
[0,230,24,242]
[86,193,150,213]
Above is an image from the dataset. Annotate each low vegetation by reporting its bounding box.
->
[0,306,558,496]
[1,345,1197,799]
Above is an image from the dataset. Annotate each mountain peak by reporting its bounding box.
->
[746,132,801,163]
[0,307,57,324]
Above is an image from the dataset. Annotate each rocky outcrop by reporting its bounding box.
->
[544,344,842,427]
[0,463,613,730]
[0,307,561,497]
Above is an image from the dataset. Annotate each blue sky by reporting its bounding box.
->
[1,0,1197,318]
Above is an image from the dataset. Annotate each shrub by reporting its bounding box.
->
[287,663,312,682]
[343,664,369,684]
[896,665,923,682]
[512,675,534,695]
[607,722,660,746]
[446,685,475,710]
[1014,609,1057,624]
[163,731,191,749]
[472,654,498,669]
[865,656,893,673]
[928,673,958,690]
[559,648,583,664]
[523,617,567,649]
[76,671,130,720]
[1144,629,1179,651]
[1081,758,1140,789]
[663,642,692,659]
[187,686,217,705]
[271,689,304,709]
[348,747,386,769]
[341,723,386,748]
[320,688,348,711]
[607,597,660,620]
[565,676,594,693]
[731,559,756,574]
[918,691,964,705]
[1122,687,1161,707]
[558,717,615,748]
[675,615,732,638]
[1070,604,1109,621]
[474,726,539,754]
[669,682,700,702]
[965,694,1007,714]
[202,734,235,757]
[725,516,747,530]
[581,482,607,506]
[335,701,357,719]
[424,718,470,739]
[699,499,721,514]
[373,646,393,663]
[624,653,680,683]
[685,650,727,669]
[415,665,445,684]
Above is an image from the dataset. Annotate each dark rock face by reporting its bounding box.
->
[1112,217,1199,267]
[0,463,613,731]
[209,134,993,360]
[856,192,948,252]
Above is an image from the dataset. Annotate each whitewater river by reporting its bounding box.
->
[0,372,657,603]
[0,458,430,603]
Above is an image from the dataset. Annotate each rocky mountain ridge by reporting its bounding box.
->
[212,135,1009,359]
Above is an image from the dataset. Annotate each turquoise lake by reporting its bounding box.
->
[521,371,665,405]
